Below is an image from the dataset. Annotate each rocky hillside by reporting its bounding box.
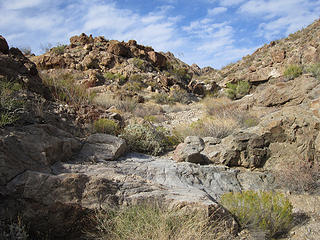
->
[1,18,320,240]
[30,33,211,100]
[202,18,320,87]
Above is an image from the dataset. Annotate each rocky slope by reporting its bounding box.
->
[1,18,320,240]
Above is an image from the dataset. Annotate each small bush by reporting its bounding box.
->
[41,72,95,108]
[220,190,293,238]
[226,81,250,99]
[94,94,138,113]
[306,62,320,80]
[169,88,191,104]
[86,203,234,240]
[153,92,173,104]
[132,58,145,70]
[51,44,67,55]
[94,118,120,135]
[0,79,24,127]
[120,123,177,156]
[283,64,303,80]
[104,72,127,85]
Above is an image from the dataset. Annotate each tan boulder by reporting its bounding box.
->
[148,51,167,68]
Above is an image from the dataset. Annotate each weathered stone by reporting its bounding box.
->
[147,51,167,68]
[0,35,9,54]
[108,41,130,57]
[78,134,127,161]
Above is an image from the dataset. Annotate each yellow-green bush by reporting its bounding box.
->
[225,81,250,99]
[93,118,120,135]
[86,203,234,240]
[0,80,23,127]
[132,58,145,70]
[120,123,177,156]
[104,72,127,85]
[220,190,293,238]
[51,44,67,55]
[283,64,303,80]
[306,62,320,80]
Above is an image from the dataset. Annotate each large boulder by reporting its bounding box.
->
[147,51,167,68]
[0,35,9,54]
[173,136,208,164]
[77,133,127,162]
[0,124,81,186]
[107,41,130,57]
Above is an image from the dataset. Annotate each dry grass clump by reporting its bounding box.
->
[275,158,320,194]
[86,203,235,240]
[173,97,258,140]
[41,70,95,108]
[93,93,138,113]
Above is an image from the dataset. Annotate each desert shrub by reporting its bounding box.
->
[0,79,24,127]
[132,58,145,70]
[86,203,234,240]
[275,158,320,194]
[93,118,120,135]
[306,62,320,80]
[225,81,250,99]
[173,117,234,140]
[220,190,293,239]
[94,94,138,113]
[283,64,303,80]
[41,72,95,107]
[120,122,177,156]
[51,44,67,55]
[172,67,192,83]
[104,72,127,85]
[153,92,173,104]
[169,88,191,104]
[133,104,164,118]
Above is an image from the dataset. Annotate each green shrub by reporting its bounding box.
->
[306,62,320,80]
[51,44,67,55]
[120,123,177,156]
[226,81,250,99]
[169,88,191,104]
[86,203,234,240]
[172,67,192,83]
[94,118,120,135]
[283,64,303,79]
[220,190,293,238]
[104,72,127,85]
[152,92,173,104]
[0,79,23,127]
[132,58,145,70]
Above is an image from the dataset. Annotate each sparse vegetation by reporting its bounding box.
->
[41,72,95,107]
[94,94,138,113]
[225,81,250,99]
[0,79,24,127]
[306,62,320,80]
[153,89,191,105]
[51,44,67,55]
[220,190,293,239]
[120,122,178,156]
[86,203,234,240]
[275,158,320,194]
[132,57,145,70]
[104,72,127,85]
[93,118,120,135]
[283,64,303,80]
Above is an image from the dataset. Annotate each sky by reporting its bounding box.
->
[0,0,320,69]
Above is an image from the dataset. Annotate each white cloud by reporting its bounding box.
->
[1,0,44,10]
[208,7,227,15]
[239,0,320,40]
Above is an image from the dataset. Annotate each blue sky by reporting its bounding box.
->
[0,0,319,69]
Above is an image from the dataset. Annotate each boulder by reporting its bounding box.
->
[0,35,9,54]
[147,51,167,68]
[70,33,93,46]
[173,136,208,164]
[78,134,127,162]
[108,41,130,57]
[0,124,81,186]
